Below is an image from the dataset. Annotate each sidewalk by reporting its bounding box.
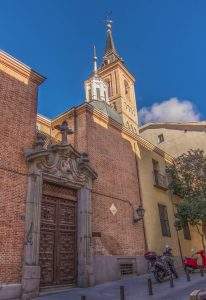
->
[36,271,206,300]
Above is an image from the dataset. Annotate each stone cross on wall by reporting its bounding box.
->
[54,121,73,144]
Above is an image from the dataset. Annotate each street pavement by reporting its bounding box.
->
[36,271,206,300]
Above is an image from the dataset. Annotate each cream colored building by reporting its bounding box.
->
[139,122,206,157]
[139,122,206,256]
[138,141,204,259]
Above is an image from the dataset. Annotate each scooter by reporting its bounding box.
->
[183,250,206,272]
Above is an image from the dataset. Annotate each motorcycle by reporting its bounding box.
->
[144,247,178,283]
[183,250,206,273]
[163,246,178,279]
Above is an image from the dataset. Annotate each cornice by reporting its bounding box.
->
[140,121,206,132]
[136,135,174,164]
[51,102,174,163]
[51,108,75,124]
[0,50,45,85]
[37,114,51,125]
[51,105,88,126]
[83,104,174,162]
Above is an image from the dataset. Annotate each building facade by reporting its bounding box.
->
[140,122,206,255]
[139,122,206,157]
[0,22,204,300]
[137,142,204,260]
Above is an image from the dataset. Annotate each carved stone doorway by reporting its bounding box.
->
[21,139,97,299]
[39,182,77,288]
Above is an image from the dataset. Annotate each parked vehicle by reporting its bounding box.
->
[183,250,206,273]
[144,246,178,282]
[163,246,178,279]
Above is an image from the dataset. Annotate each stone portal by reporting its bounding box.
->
[21,141,97,299]
[39,182,77,287]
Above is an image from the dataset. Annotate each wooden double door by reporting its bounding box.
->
[39,183,77,287]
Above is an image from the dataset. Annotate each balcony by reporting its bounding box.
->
[153,170,168,190]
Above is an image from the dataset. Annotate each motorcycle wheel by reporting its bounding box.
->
[172,269,178,278]
[154,270,165,283]
[171,266,178,278]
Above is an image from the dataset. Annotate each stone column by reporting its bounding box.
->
[21,171,43,300]
[77,180,94,287]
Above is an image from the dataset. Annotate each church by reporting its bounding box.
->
[0,20,203,300]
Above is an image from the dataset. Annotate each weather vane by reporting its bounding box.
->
[105,11,113,31]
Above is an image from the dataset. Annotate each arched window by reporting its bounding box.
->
[124,80,130,101]
[88,88,92,100]
[106,80,112,98]
[96,88,100,100]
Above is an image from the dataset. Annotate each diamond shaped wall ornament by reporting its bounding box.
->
[110,203,117,215]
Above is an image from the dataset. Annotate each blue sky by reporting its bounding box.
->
[0,0,206,121]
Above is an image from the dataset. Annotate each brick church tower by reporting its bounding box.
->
[85,20,139,134]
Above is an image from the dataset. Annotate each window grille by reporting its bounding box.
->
[183,223,191,240]
[120,263,134,276]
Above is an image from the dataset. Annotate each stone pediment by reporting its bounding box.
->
[25,143,97,188]
[23,133,97,294]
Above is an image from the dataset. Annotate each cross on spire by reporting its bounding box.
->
[102,13,123,66]
[104,13,116,55]
[54,121,73,144]
[106,11,113,32]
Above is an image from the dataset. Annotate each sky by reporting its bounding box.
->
[0,0,206,123]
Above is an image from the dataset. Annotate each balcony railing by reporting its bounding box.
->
[153,170,168,190]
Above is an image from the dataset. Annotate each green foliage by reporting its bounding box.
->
[167,149,206,201]
[176,197,206,226]
[166,149,206,248]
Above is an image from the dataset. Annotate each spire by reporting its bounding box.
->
[84,45,109,103]
[105,20,116,55]
[102,18,123,66]
[93,45,98,75]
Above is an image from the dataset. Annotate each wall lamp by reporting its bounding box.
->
[134,205,145,223]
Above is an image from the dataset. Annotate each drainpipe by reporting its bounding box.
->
[134,150,148,252]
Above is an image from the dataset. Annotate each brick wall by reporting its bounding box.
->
[52,107,146,257]
[86,114,145,256]
[0,67,41,283]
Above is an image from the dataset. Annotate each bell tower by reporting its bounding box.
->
[98,19,139,133]
[85,46,109,103]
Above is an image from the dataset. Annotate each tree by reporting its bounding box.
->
[167,149,206,250]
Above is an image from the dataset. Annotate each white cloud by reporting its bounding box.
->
[139,97,200,125]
